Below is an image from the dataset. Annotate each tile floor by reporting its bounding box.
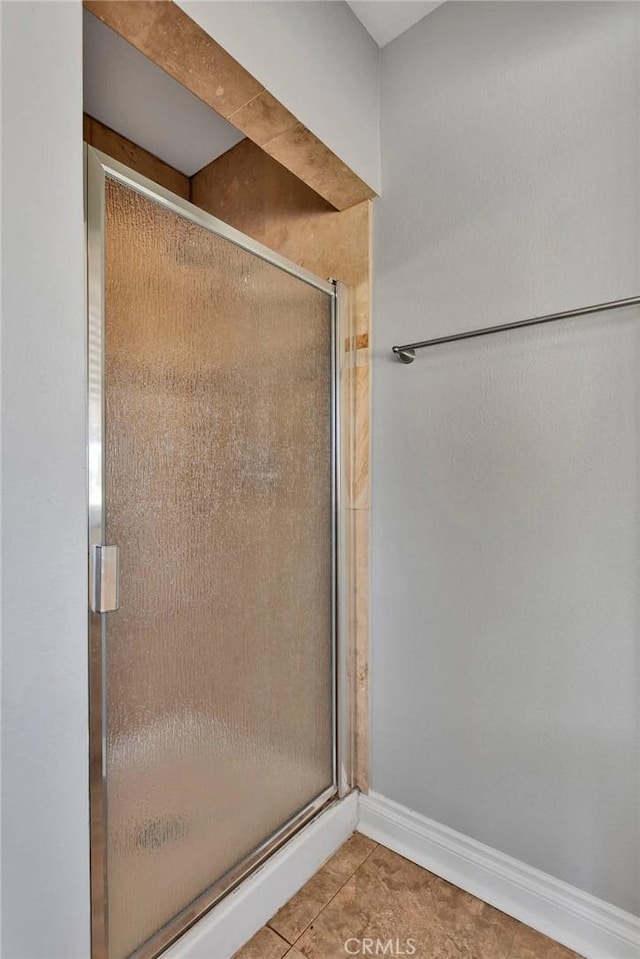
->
[232,834,583,959]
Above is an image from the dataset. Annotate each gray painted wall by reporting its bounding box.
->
[1,2,90,955]
[372,1,639,913]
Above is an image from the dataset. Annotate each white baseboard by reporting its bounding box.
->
[164,791,358,959]
[358,791,640,959]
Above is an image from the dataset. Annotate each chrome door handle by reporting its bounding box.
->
[91,545,120,613]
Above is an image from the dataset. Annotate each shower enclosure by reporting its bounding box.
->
[87,147,347,959]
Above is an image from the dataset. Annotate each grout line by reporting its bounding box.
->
[290,840,380,948]
[226,87,274,124]
[266,920,294,946]
[233,925,292,958]
[271,928,293,952]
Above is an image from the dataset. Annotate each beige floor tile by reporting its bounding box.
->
[232,925,290,959]
[322,833,377,883]
[424,874,521,956]
[295,845,517,959]
[268,834,377,943]
[269,867,346,944]
[508,922,583,959]
[250,841,582,959]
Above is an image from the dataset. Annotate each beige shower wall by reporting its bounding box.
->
[84,115,190,198]
[191,140,371,790]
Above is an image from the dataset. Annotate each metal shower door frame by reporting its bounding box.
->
[85,146,352,959]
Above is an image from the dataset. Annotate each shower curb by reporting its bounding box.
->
[162,791,358,959]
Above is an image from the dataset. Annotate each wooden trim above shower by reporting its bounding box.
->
[83,0,377,211]
[83,115,190,199]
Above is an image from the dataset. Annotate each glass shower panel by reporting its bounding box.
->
[103,178,334,959]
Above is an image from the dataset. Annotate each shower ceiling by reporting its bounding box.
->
[83,10,244,176]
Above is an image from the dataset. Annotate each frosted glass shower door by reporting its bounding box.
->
[88,151,337,959]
